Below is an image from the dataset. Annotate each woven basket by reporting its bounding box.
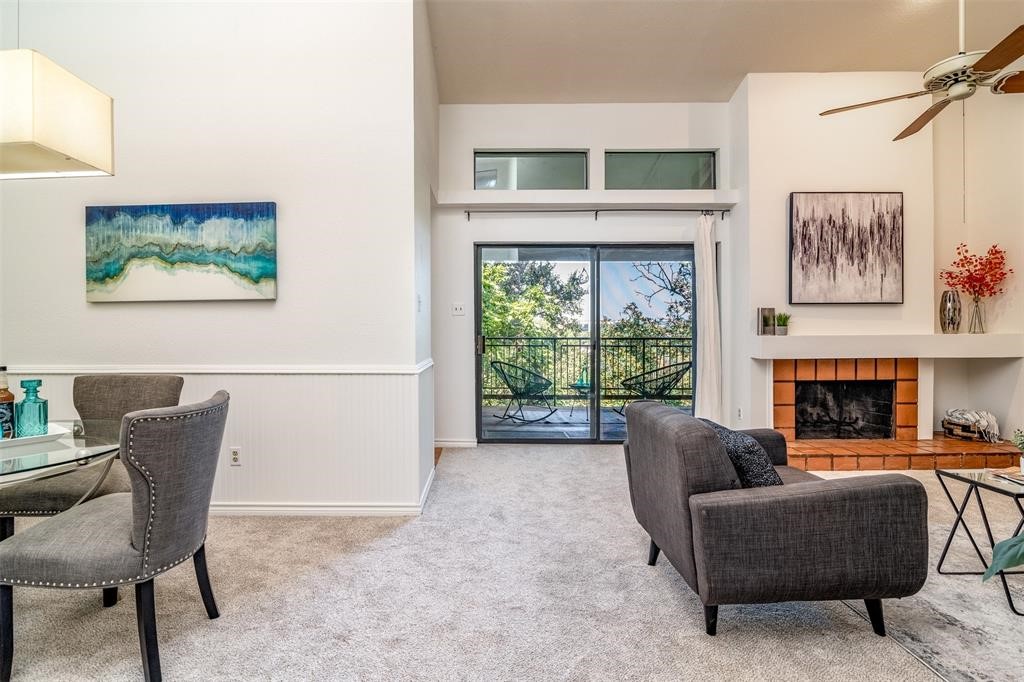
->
[941,419,989,442]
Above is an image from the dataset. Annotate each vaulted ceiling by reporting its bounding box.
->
[426,0,1024,103]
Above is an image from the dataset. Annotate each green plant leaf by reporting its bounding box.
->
[983,534,1024,581]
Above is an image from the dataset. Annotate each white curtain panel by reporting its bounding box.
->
[694,213,722,422]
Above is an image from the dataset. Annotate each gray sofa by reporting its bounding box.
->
[623,402,928,636]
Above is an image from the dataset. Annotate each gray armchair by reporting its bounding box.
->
[0,391,229,682]
[623,402,928,636]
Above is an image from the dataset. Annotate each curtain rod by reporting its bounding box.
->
[464,208,730,221]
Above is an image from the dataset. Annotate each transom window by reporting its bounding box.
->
[474,151,588,190]
[605,151,715,190]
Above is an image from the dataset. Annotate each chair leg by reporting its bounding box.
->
[647,539,660,566]
[193,544,220,619]
[102,587,118,608]
[704,604,718,636]
[0,585,12,682]
[864,599,886,637]
[135,580,161,682]
[495,398,514,421]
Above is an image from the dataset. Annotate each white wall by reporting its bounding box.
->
[432,210,717,445]
[413,0,439,489]
[932,85,1024,433]
[440,103,731,192]
[3,1,416,366]
[744,72,935,335]
[432,84,949,443]
[415,0,439,364]
[432,102,731,445]
[725,78,752,428]
[0,1,437,512]
[731,73,936,431]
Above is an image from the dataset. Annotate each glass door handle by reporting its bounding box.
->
[476,336,486,355]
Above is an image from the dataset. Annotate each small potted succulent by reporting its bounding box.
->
[1014,429,1024,472]
[774,312,791,336]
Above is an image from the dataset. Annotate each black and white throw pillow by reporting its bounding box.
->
[699,419,784,488]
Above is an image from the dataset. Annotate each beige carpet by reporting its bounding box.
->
[6,445,945,681]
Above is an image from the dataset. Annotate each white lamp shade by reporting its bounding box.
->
[0,49,114,179]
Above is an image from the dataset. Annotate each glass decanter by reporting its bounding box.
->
[14,379,48,438]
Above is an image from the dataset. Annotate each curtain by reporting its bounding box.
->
[694,212,722,422]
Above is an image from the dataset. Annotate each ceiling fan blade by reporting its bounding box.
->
[992,72,1024,93]
[820,91,932,116]
[893,98,953,141]
[972,25,1024,73]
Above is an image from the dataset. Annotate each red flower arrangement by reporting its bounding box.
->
[940,243,1013,299]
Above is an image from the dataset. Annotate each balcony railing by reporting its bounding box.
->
[482,336,694,407]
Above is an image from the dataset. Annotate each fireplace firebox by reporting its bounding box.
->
[795,380,895,439]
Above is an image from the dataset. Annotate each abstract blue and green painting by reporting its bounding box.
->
[86,202,277,302]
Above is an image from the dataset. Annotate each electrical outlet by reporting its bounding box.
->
[451,303,466,316]
[229,447,242,467]
[737,408,743,421]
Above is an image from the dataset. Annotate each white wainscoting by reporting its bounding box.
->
[7,363,436,516]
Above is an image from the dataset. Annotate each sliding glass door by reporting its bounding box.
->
[476,244,695,443]
[477,246,594,440]
[597,247,696,440]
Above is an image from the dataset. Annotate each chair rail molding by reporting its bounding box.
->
[6,359,435,376]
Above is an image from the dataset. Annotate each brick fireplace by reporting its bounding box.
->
[769,357,1018,471]
[772,358,918,441]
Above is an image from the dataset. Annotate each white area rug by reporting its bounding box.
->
[836,470,1024,682]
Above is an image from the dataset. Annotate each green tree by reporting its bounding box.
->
[481,262,588,338]
[481,258,693,409]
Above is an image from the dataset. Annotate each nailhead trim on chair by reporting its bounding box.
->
[0,400,225,589]
[0,511,61,516]
[0,540,209,585]
[0,544,204,587]
[127,404,225,573]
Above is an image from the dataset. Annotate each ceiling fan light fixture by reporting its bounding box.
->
[818,0,1024,141]
[0,49,114,180]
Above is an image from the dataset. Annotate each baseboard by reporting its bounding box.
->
[209,501,423,516]
[434,439,477,448]
[419,465,436,509]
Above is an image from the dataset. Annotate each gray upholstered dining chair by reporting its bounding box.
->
[0,374,183,609]
[0,391,229,682]
[0,374,184,520]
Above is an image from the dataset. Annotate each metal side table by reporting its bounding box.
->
[935,468,1024,615]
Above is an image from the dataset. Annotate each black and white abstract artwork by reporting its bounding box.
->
[789,192,903,304]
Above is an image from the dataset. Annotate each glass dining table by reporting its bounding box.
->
[0,420,120,540]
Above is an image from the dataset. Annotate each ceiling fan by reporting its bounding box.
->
[820,0,1024,141]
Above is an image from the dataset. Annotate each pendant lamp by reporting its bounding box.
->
[0,49,114,179]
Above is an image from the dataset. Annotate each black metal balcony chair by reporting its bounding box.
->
[491,361,557,424]
[615,361,693,414]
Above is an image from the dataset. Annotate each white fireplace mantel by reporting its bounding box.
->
[751,333,1024,360]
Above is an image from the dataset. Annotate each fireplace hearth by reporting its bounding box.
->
[795,380,895,439]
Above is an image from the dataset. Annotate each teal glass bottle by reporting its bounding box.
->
[14,379,48,438]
